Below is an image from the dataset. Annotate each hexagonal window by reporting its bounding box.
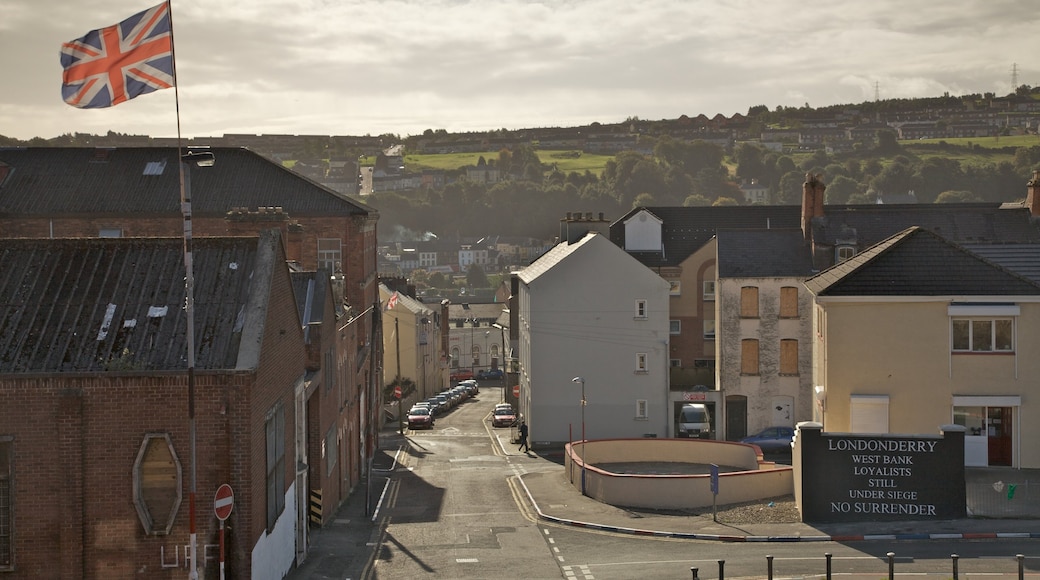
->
[132,433,182,535]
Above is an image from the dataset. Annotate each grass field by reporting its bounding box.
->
[379,150,614,176]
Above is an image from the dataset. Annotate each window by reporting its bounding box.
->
[703,281,716,301]
[450,348,460,368]
[740,287,759,318]
[317,238,342,272]
[952,318,1013,352]
[780,287,799,318]
[635,300,647,319]
[668,280,681,296]
[669,320,681,335]
[472,345,480,367]
[703,319,715,340]
[780,339,799,375]
[99,227,123,238]
[670,358,682,367]
[324,350,336,393]
[132,433,182,535]
[836,246,856,262]
[635,400,648,419]
[741,339,759,375]
[635,353,648,373]
[0,437,11,569]
[266,404,286,530]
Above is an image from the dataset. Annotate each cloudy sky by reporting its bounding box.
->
[2,0,1037,141]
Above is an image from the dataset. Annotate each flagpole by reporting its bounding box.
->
[167,2,201,579]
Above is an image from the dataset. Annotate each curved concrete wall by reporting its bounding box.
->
[565,438,794,510]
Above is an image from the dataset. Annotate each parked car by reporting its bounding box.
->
[425,397,445,415]
[476,368,504,380]
[450,368,475,382]
[492,406,517,427]
[740,426,795,453]
[458,379,479,394]
[407,407,435,430]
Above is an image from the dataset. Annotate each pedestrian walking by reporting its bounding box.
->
[517,421,529,453]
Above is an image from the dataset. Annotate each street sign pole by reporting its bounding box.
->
[710,464,719,522]
[213,484,234,580]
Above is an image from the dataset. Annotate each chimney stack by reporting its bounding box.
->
[1027,170,1040,218]
[801,173,826,243]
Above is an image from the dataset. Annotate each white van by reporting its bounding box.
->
[677,403,711,438]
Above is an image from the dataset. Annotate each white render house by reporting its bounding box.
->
[517,227,671,447]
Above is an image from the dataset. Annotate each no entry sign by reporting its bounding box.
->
[214,484,234,521]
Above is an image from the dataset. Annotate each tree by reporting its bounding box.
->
[712,197,739,206]
[733,142,766,182]
[682,194,711,206]
[935,190,981,203]
[466,264,489,289]
[825,175,861,205]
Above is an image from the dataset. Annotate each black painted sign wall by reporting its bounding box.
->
[798,424,966,523]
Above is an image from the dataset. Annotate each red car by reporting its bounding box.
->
[492,406,517,428]
[450,368,474,382]
[407,407,435,430]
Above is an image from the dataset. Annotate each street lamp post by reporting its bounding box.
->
[571,376,586,496]
[484,330,490,374]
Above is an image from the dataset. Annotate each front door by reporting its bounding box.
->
[987,407,1013,466]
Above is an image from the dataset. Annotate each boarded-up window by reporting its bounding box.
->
[741,339,759,374]
[780,339,799,375]
[132,433,182,535]
[740,287,759,318]
[780,287,799,318]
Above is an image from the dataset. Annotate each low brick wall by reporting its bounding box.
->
[564,438,794,510]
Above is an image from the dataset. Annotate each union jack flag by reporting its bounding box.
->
[60,2,174,108]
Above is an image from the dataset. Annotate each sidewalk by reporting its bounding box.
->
[518,458,1040,542]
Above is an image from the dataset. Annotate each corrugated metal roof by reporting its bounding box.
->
[0,233,277,373]
[0,146,374,217]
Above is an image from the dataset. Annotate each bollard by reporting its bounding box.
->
[718,559,725,580]
[887,552,896,580]
[825,552,832,579]
[951,554,959,580]
[766,555,773,580]
[690,566,698,580]
[1018,554,1025,580]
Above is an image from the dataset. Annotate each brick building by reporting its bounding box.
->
[0,233,307,579]
[0,147,384,578]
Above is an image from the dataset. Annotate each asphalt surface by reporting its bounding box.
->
[288,424,1040,579]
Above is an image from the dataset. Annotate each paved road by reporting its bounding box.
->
[290,387,1040,579]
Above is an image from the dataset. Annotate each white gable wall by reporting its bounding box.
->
[623,210,663,252]
[519,233,670,445]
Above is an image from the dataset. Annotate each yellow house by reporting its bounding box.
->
[805,226,1040,468]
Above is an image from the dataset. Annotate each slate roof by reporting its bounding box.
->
[0,146,374,217]
[961,243,1040,284]
[447,302,506,323]
[716,229,815,278]
[804,227,1040,297]
[811,203,1040,247]
[0,232,281,373]
[610,205,802,268]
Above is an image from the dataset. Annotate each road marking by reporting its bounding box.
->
[455,558,479,563]
[562,564,594,579]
